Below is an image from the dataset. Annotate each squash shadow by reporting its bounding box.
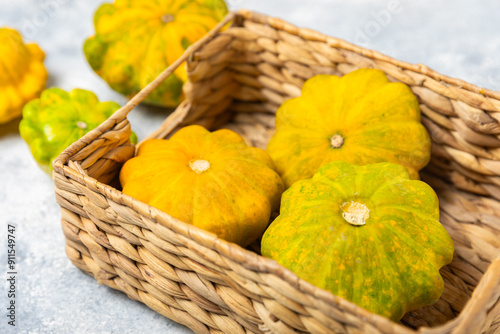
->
[0,117,21,137]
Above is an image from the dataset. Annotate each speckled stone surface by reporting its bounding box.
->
[0,1,499,333]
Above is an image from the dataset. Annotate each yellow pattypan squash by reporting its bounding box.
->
[267,68,431,188]
[120,125,284,247]
[0,27,48,124]
[84,0,228,108]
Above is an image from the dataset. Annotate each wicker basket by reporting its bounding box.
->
[53,10,500,334]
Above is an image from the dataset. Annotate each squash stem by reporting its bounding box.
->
[189,159,210,174]
[341,201,369,226]
[76,121,87,130]
[161,14,174,23]
[330,134,344,148]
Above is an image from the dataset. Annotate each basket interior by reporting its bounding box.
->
[213,116,496,329]
[179,14,500,329]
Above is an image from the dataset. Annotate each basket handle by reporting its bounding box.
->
[53,12,237,173]
[107,11,237,125]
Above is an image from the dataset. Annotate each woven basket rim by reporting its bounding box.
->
[52,9,500,332]
[236,9,500,100]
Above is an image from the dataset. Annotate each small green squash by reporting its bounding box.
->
[19,88,136,174]
[261,161,454,321]
[267,68,431,188]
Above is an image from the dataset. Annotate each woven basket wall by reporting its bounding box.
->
[52,10,500,334]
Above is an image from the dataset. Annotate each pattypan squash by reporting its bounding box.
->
[84,0,228,108]
[267,68,431,188]
[0,27,47,124]
[120,125,284,247]
[261,160,454,321]
[19,87,136,174]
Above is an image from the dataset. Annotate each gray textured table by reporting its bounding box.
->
[1,1,499,333]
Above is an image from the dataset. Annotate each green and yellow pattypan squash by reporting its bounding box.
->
[19,87,136,174]
[267,68,431,188]
[84,0,228,108]
[120,125,284,247]
[261,160,454,321]
[0,27,48,124]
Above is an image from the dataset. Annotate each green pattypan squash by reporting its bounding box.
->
[19,87,136,174]
[261,160,454,321]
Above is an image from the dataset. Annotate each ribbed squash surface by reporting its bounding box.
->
[261,161,454,321]
[267,68,431,188]
[84,0,228,107]
[120,125,284,247]
[19,88,131,173]
[0,28,47,124]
